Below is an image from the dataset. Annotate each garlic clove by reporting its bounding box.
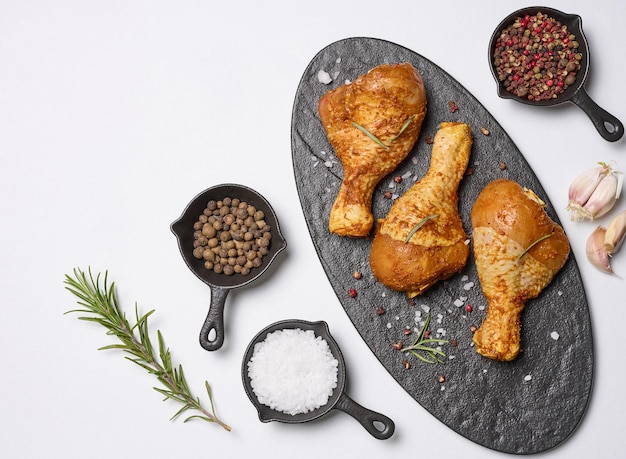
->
[568,163,610,207]
[586,226,613,274]
[604,209,626,255]
[581,172,621,220]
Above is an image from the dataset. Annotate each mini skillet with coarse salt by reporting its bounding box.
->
[242,319,395,440]
[489,6,623,142]
[171,184,287,351]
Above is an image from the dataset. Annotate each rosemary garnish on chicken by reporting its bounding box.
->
[404,214,438,243]
[351,114,416,149]
[516,234,552,262]
[64,268,231,431]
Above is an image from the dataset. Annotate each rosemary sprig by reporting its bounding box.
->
[400,313,447,364]
[351,114,415,149]
[516,234,552,262]
[351,121,389,149]
[388,115,415,143]
[404,214,438,243]
[64,267,231,431]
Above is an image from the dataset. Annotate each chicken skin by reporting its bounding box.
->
[369,122,472,298]
[471,179,570,361]
[319,62,427,237]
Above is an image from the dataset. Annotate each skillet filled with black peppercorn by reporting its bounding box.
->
[489,6,623,141]
[171,184,287,351]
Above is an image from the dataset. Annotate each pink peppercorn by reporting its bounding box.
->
[465,304,473,313]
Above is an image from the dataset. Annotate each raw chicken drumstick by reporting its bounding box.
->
[471,179,570,361]
[319,62,427,237]
[369,122,473,297]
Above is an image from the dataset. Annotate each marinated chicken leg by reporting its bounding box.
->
[471,179,570,361]
[369,122,472,297]
[319,62,427,237]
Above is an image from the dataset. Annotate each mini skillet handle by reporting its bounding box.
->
[334,392,395,440]
[199,287,230,351]
[571,89,624,142]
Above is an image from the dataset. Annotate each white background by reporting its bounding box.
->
[1,1,625,457]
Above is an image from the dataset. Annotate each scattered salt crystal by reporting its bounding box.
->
[421,305,430,313]
[448,355,455,360]
[391,193,399,200]
[436,328,445,336]
[440,385,445,391]
[482,369,487,373]
[436,314,443,324]
[336,57,342,64]
[479,305,485,311]
[324,160,333,168]
[524,374,532,382]
[551,331,560,340]
[461,275,469,282]
[402,171,412,179]
[386,322,392,329]
[388,180,396,189]
[464,239,470,245]
[324,187,331,193]
[395,316,400,321]
[317,70,332,84]
[557,290,563,296]
[247,328,338,415]
[332,71,340,80]
[381,292,386,298]
[453,299,464,308]
[463,282,474,290]
[344,79,351,84]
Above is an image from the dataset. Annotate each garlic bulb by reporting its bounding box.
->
[586,226,613,274]
[566,162,623,221]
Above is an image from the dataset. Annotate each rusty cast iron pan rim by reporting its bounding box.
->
[241,319,395,440]
[488,5,623,141]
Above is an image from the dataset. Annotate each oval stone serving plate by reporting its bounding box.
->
[290,37,593,455]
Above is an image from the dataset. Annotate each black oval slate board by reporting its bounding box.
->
[290,38,594,455]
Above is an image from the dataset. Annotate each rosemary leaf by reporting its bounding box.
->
[404,214,438,243]
[388,115,415,142]
[351,121,389,149]
[516,234,552,262]
[64,267,231,431]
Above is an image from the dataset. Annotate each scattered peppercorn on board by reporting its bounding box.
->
[291,37,593,455]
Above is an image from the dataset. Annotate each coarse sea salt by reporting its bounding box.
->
[247,328,339,416]
[317,70,332,84]
[551,331,560,340]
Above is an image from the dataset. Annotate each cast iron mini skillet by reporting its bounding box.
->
[242,319,395,440]
[171,184,287,351]
[489,6,623,142]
